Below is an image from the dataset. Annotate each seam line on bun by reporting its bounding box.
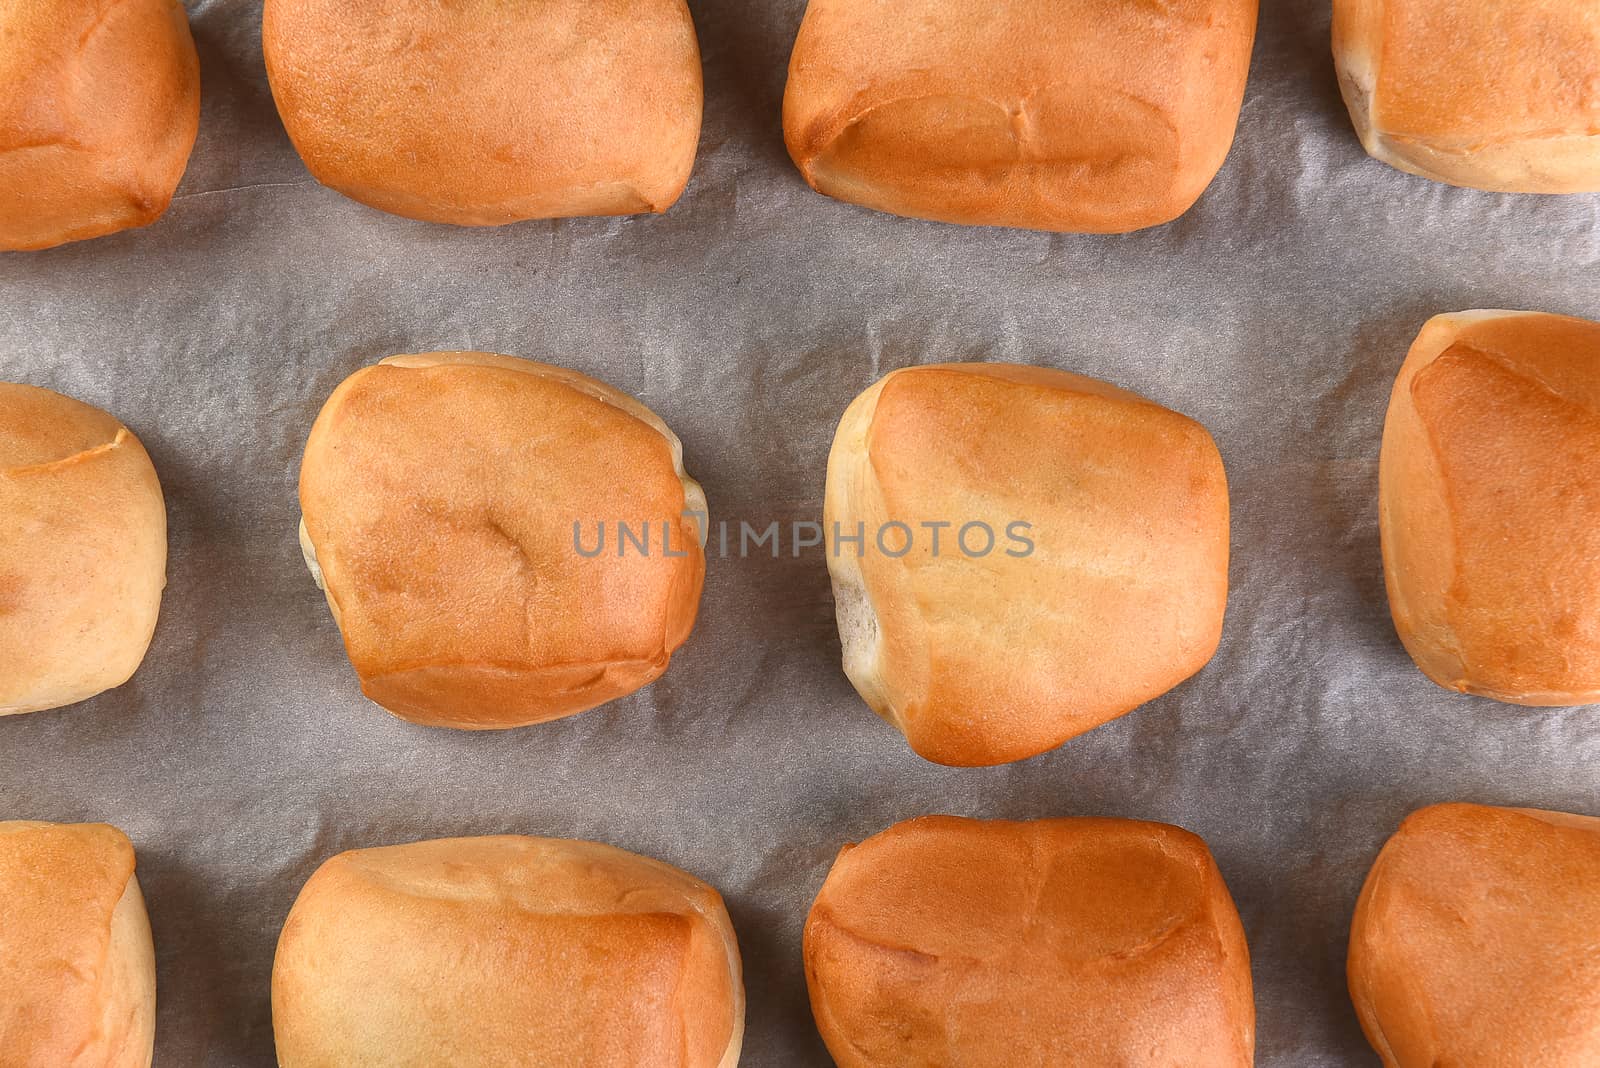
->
[3,427,128,478]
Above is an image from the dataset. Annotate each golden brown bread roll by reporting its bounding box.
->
[824,363,1229,766]
[1348,803,1600,1067]
[0,383,167,716]
[782,0,1258,233]
[262,0,703,225]
[0,821,156,1067]
[1380,310,1600,704]
[1334,0,1600,192]
[299,352,706,729]
[805,815,1255,1066]
[0,0,199,251]
[273,835,744,1067]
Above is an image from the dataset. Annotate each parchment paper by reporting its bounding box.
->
[3,1,1598,1064]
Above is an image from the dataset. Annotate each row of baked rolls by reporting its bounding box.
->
[8,309,1600,752]
[4,805,1596,1064]
[11,0,1591,252]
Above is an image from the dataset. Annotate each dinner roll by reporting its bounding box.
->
[805,815,1254,1066]
[1380,311,1600,704]
[0,0,199,251]
[273,835,744,1067]
[783,0,1258,233]
[262,0,703,225]
[1334,1,1600,192]
[825,363,1229,766]
[0,822,156,1066]
[299,352,706,729]
[1349,803,1600,1067]
[1,384,167,716]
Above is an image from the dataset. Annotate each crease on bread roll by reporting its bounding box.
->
[1333,0,1600,192]
[1348,803,1600,1067]
[0,383,167,716]
[1380,310,1600,704]
[0,821,156,1067]
[0,0,200,251]
[803,815,1254,1066]
[272,835,744,1068]
[261,0,703,225]
[782,0,1258,233]
[298,352,706,729]
[824,363,1229,766]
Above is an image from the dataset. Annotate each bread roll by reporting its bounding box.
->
[1,383,167,716]
[824,363,1229,766]
[1380,310,1600,704]
[805,815,1254,1066]
[273,835,744,1067]
[0,821,156,1067]
[782,0,1258,233]
[1348,803,1600,1067]
[0,0,199,251]
[1334,0,1600,192]
[299,352,706,729]
[262,0,703,225]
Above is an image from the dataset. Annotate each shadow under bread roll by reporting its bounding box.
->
[298,352,706,729]
[783,0,1258,233]
[824,363,1230,766]
[273,835,744,1067]
[804,815,1255,1066]
[1348,803,1600,1067]
[262,0,703,225]
[1334,0,1600,192]
[1380,310,1600,704]
[1,383,167,717]
[0,0,199,251]
[0,821,156,1066]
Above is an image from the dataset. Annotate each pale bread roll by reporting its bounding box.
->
[0,821,156,1067]
[825,363,1229,766]
[1349,803,1600,1066]
[298,352,706,729]
[783,0,1258,233]
[1380,310,1600,704]
[0,0,199,251]
[272,835,744,1067]
[805,815,1255,1066]
[262,0,703,225]
[0,383,167,716]
[1334,0,1600,192]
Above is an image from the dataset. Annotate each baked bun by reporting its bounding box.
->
[0,0,199,251]
[0,821,156,1066]
[273,835,744,1067]
[262,0,703,225]
[805,815,1254,1066]
[782,0,1258,233]
[1,383,167,716]
[299,352,706,729]
[824,363,1229,766]
[1334,1,1600,192]
[1380,311,1600,704]
[1349,803,1600,1067]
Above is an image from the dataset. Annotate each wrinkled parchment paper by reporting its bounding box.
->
[3,2,1599,1064]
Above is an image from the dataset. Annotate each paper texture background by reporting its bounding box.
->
[3,1,1598,1064]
